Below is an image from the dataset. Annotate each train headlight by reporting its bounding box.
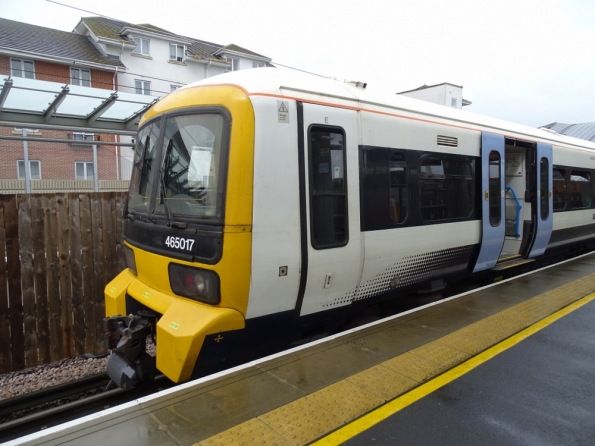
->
[124,245,137,276]
[168,263,220,305]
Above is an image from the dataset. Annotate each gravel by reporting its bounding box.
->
[0,337,156,401]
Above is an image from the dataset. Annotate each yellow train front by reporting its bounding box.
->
[104,81,255,388]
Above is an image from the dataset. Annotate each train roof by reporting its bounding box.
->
[186,68,595,152]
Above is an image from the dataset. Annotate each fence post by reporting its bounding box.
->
[92,144,99,192]
[22,128,31,194]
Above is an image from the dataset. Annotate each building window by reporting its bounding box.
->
[75,162,94,180]
[70,68,91,87]
[170,85,181,92]
[135,80,151,95]
[252,62,265,68]
[225,57,239,71]
[73,132,95,141]
[451,98,457,107]
[132,37,150,56]
[17,160,41,180]
[10,58,35,79]
[169,44,185,62]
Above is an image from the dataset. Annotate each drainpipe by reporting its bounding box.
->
[204,60,211,79]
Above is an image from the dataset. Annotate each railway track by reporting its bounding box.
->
[0,373,170,442]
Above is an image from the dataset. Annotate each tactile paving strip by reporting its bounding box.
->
[199,271,595,445]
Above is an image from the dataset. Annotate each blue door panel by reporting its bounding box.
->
[529,143,553,258]
[473,132,505,272]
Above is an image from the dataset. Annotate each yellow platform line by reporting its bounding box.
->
[312,292,595,445]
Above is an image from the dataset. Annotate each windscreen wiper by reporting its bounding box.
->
[159,140,187,229]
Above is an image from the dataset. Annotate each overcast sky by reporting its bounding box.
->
[2,0,594,127]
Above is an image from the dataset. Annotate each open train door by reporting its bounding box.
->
[528,142,553,258]
[473,132,506,272]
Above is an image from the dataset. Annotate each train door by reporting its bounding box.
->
[528,143,553,257]
[473,132,505,272]
[296,102,363,317]
[499,140,553,262]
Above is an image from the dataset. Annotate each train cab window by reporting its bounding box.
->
[553,168,566,212]
[389,151,408,224]
[569,170,592,209]
[488,151,501,226]
[128,120,162,212]
[309,126,348,248]
[156,113,225,218]
[539,157,549,220]
[419,155,474,222]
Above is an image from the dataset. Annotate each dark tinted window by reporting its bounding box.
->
[569,170,592,209]
[389,151,408,224]
[540,157,549,220]
[419,156,474,221]
[553,168,566,212]
[309,127,347,248]
[488,151,501,226]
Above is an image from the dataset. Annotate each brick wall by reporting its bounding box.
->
[0,56,117,89]
[0,127,121,181]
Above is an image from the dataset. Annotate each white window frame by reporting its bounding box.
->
[132,37,150,56]
[70,67,91,87]
[135,80,151,95]
[72,132,95,141]
[75,161,94,180]
[252,62,265,68]
[17,160,41,180]
[169,44,185,62]
[10,58,35,79]
[225,57,239,72]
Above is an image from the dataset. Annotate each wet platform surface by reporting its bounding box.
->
[342,296,595,445]
[10,253,595,446]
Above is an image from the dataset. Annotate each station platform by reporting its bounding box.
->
[9,253,595,446]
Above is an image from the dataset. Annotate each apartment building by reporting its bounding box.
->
[0,16,272,185]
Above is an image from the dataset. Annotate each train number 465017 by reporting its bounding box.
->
[164,236,195,251]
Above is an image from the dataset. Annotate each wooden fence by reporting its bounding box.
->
[0,192,127,374]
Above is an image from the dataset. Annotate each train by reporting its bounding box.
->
[103,67,595,389]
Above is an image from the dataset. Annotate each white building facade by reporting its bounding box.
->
[74,17,273,178]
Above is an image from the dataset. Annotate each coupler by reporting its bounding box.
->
[104,311,158,389]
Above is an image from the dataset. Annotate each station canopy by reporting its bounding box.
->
[0,76,159,136]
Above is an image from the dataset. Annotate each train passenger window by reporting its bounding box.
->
[309,126,348,249]
[419,155,474,222]
[540,158,549,220]
[389,151,408,224]
[569,170,592,209]
[553,168,566,212]
[488,151,501,226]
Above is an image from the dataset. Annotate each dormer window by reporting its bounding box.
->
[133,37,150,56]
[169,44,185,62]
[225,56,239,72]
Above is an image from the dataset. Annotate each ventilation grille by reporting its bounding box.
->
[437,135,458,147]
